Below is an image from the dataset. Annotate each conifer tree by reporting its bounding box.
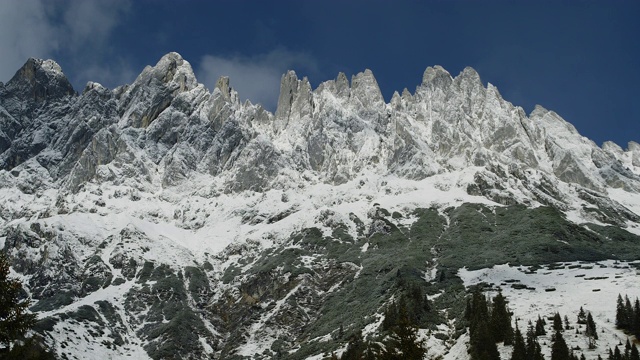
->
[467,290,500,360]
[631,343,640,360]
[616,294,627,329]
[585,312,598,349]
[625,296,634,330]
[614,346,622,360]
[511,325,527,360]
[551,331,570,360]
[535,316,547,336]
[341,331,365,360]
[491,291,513,344]
[381,300,426,360]
[634,298,640,338]
[577,307,587,324]
[553,313,563,332]
[0,253,36,352]
[625,340,632,360]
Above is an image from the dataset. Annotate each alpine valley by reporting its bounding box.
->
[1,52,640,359]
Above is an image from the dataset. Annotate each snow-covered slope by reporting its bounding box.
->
[0,53,639,359]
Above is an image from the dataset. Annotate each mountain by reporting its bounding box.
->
[1,52,639,359]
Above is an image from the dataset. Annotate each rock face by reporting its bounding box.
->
[0,52,639,359]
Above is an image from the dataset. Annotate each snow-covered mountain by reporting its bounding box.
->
[1,52,639,359]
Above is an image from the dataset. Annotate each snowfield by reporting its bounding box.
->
[456,260,640,360]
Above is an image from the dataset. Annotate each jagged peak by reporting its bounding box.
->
[351,69,376,85]
[10,58,66,81]
[390,90,402,107]
[603,140,623,154]
[336,71,349,93]
[422,65,452,87]
[5,57,75,101]
[82,81,107,95]
[453,66,483,90]
[215,76,232,100]
[529,104,550,118]
[629,141,640,152]
[275,70,300,120]
[133,51,197,91]
[350,69,384,106]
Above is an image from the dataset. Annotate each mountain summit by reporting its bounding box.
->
[1,53,639,359]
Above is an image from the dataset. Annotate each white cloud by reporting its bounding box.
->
[0,0,58,82]
[0,0,130,88]
[197,49,318,111]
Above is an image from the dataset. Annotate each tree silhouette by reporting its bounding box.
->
[510,324,526,360]
[0,252,36,353]
[551,330,570,360]
[382,299,426,360]
[491,291,513,345]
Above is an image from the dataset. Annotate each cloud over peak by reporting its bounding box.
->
[197,48,318,111]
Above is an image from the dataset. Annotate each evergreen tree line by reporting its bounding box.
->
[616,294,640,339]
[465,290,604,360]
[334,290,428,360]
[607,339,640,360]
[465,290,514,360]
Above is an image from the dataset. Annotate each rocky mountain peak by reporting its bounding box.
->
[214,76,232,100]
[0,52,640,360]
[453,66,483,91]
[421,65,452,89]
[4,57,75,102]
[118,52,199,128]
[350,69,384,108]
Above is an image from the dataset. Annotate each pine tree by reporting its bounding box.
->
[382,299,426,360]
[634,298,640,338]
[0,252,36,352]
[625,296,634,331]
[341,331,365,360]
[577,307,587,324]
[535,316,547,336]
[625,339,632,360]
[585,312,598,348]
[553,313,563,332]
[467,290,499,360]
[630,344,640,360]
[551,331,570,360]
[614,346,622,360]
[383,301,399,331]
[491,291,513,344]
[616,294,627,329]
[469,317,501,360]
[511,325,527,360]
[526,321,544,360]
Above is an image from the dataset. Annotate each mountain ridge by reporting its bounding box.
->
[1,52,640,359]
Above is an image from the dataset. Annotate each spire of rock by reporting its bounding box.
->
[215,76,232,100]
[275,70,299,121]
[350,69,384,109]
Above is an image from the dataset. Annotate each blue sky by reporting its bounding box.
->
[0,0,638,148]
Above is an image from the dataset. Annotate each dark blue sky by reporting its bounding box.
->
[1,1,638,148]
